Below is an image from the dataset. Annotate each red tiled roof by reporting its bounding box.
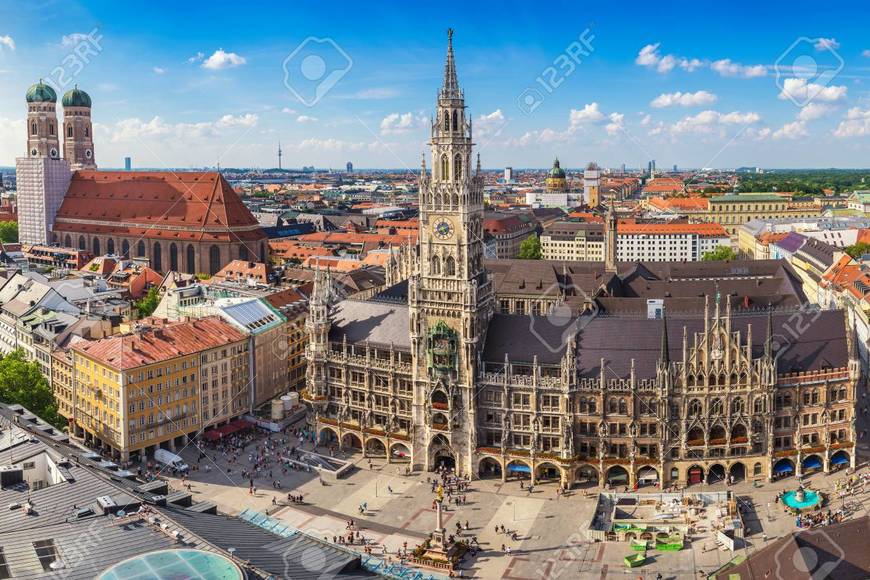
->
[72,316,247,370]
[54,171,266,242]
[619,222,728,237]
[648,196,710,211]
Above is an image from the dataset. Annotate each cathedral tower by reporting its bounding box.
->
[17,80,71,245]
[410,29,493,475]
[62,86,96,170]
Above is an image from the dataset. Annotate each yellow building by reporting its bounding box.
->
[545,157,567,192]
[701,194,820,237]
[70,316,248,461]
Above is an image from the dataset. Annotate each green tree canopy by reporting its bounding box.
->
[845,242,870,259]
[702,245,737,261]
[518,233,542,260]
[135,286,160,318]
[0,220,17,243]
[0,350,63,428]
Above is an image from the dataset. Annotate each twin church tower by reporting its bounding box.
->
[17,81,96,245]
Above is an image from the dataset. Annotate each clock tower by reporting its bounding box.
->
[410,29,493,476]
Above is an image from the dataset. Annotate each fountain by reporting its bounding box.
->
[782,485,822,512]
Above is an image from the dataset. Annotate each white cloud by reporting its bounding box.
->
[650,90,717,108]
[295,115,317,124]
[152,66,166,75]
[187,51,205,64]
[670,110,760,134]
[710,59,767,78]
[215,113,258,128]
[833,107,870,137]
[202,49,246,70]
[815,37,840,51]
[797,102,834,122]
[773,120,808,140]
[61,33,90,48]
[778,77,847,103]
[281,107,297,115]
[863,49,870,58]
[379,112,426,135]
[605,112,625,136]
[569,103,605,126]
[0,35,14,51]
[344,87,399,100]
[108,113,258,143]
[476,109,507,139]
[635,43,702,73]
[640,114,652,126]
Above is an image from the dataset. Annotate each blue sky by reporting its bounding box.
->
[3,0,870,169]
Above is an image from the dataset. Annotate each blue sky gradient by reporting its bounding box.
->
[2,0,870,169]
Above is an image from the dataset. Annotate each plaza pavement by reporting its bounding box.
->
[160,434,870,579]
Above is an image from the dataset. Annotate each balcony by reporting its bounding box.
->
[687,439,705,447]
[432,401,449,411]
[432,422,449,431]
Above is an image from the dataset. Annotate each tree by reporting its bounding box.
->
[845,242,870,259]
[702,246,737,261]
[0,221,17,243]
[518,233,542,260]
[135,286,160,318]
[0,350,63,428]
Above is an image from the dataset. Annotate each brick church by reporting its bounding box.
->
[15,81,267,275]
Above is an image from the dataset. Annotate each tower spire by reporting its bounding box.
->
[441,28,460,98]
[660,307,669,365]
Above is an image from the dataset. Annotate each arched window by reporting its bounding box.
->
[64,235,71,247]
[78,235,86,250]
[239,244,249,261]
[452,110,458,131]
[443,110,450,131]
[608,398,618,414]
[431,255,441,275]
[122,240,130,258]
[153,242,162,271]
[440,154,449,180]
[710,398,723,415]
[689,399,702,417]
[187,245,196,273]
[452,193,459,207]
[31,122,37,136]
[67,125,72,138]
[137,240,146,257]
[618,398,627,415]
[48,123,54,135]
[445,256,456,276]
[209,245,221,275]
[454,154,463,181]
[731,398,744,415]
[93,238,100,256]
[106,239,114,255]
[169,243,178,271]
[84,126,89,137]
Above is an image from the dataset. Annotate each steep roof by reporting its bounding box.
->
[54,171,265,242]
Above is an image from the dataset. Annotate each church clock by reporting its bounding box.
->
[432,217,455,240]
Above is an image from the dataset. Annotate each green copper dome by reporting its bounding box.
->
[548,158,566,178]
[62,86,91,108]
[26,80,57,103]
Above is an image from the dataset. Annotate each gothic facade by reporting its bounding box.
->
[304,32,859,488]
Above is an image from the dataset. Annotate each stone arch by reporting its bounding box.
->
[687,427,704,446]
[169,243,178,272]
[445,255,456,276]
[478,457,502,479]
[93,237,101,256]
[318,426,339,445]
[431,389,449,409]
[186,244,196,273]
[153,241,162,271]
[731,423,748,442]
[209,245,221,275]
[687,464,704,485]
[121,240,130,258]
[454,153,463,181]
[709,425,726,443]
[574,465,598,488]
[440,154,449,180]
[106,238,115,255]
[728,462,746,482]
[451,109,458,132]
[341,432,363,449]
[708,463,726,483]
[137,240,146,257]
[801,454,823,473]
[431,255,441,275]
[64,234,72,247]
[830,450,850,470]
[637,466,659,487]
[535,462,562,484]
[605,465,629,486]
[773,458,795,479]
[365,437,387,457]
[753,462,764,477]
[688,399,702,417]
[390,442,411,461]
[506,459,532,480]
[429,434,455,471]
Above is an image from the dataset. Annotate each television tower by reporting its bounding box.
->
[278,141,283,170]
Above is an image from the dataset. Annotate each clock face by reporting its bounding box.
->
[432,218,455,240]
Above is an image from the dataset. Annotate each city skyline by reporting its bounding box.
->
[3,1,870,170]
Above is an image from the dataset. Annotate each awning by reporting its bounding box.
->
[774,462,795,474]
[831,454,849,465]
[802,457,822,470]
[508,464,531,473]
[639,471,659,481]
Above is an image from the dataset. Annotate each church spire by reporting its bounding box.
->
[441,28,460,99]
[660,307,669,366]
